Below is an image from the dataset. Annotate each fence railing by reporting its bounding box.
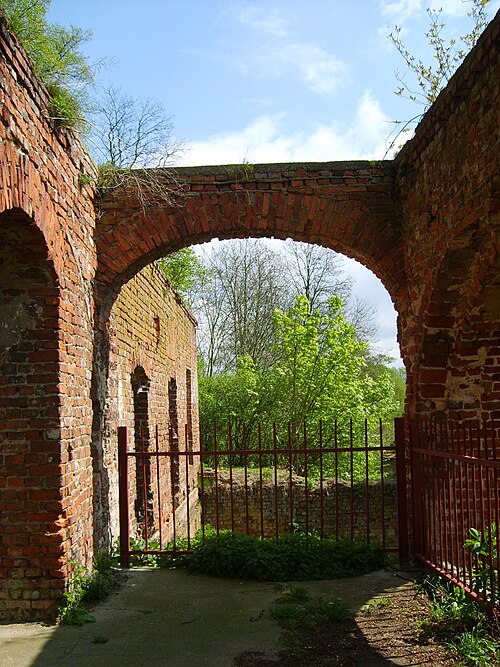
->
[118,419,408,567]
[410,419,499,607]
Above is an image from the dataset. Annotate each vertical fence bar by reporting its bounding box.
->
[379,419,386,552]
[395,417,409,566]
[288,422,294,533]
[244,424,250,535]
[319,420,324,540]
[335,420,339,540]
[169,423,177,550]
[213,422,219,535]
[303,421,309,535]
[258,423,264,538]
[364,419,370,544]
[349,419,354,541]
[141,425,149,550]
[228,422,234,533]
[155,425,163,549]
[273,422,279,538]
[118,427,130,568]
[184,423,191,549]
[199,423,206,541]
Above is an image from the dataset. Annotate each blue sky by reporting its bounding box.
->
[47,1,499,364]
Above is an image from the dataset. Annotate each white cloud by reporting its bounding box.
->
[178,91,392,167]
[380,0,422,21]
[226,4,347,95]
[237,6,292,37]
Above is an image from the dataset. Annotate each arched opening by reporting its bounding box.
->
[417,221,499,421]
[0,208,63,621]
[131,366,152,532]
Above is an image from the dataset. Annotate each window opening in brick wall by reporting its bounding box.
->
[186,368,194,464]
[131,366,153,531]
[168,377,180,498]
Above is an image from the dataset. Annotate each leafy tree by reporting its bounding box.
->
[2,0,94,127]
[156,248,206,304]
[193,240,294,374]
[199,295,401,478]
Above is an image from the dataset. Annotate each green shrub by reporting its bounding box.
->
[180,528,386,581]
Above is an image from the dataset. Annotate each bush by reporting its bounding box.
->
[180,528,387,581]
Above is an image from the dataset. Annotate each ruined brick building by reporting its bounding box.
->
[0,11,498,620]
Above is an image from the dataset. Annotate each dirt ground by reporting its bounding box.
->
[234,574,457,666]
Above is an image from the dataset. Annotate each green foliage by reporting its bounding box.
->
[417,574,499,666]
[156,248,207,303]
[388,0,492,109]
[179,528,386,581]
[3,0,94,128]
[464,524,499,604]
[199,295,402,478]
[58,552,120,625]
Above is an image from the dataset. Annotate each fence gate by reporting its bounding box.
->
[117,419,410,567]
[409,419,499,608]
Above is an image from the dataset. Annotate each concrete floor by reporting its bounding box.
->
[0,568,409,667]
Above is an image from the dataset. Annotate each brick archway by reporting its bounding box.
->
[95,161,406,322]
[0,209,64,620]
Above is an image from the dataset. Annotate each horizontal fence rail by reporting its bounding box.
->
[410,419,499,608]
[118,419,408,567]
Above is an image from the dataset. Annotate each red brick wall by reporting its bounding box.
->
[394,13,500,420]
[0,17,97,620]
[93,263,198,547]
[0,6,498,622]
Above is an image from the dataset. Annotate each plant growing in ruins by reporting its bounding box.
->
[2,0,95,129]
[386,0,493,151]
[93,85,186,210]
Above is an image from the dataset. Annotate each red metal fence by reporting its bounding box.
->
[410,419,499,607]
[118,419,408,567]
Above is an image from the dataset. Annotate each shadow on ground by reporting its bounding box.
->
[0,567,444,667]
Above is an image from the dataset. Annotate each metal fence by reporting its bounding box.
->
[410,419,499,607]
[118,419,408,567]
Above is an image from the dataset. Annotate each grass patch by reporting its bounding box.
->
[417,574,499,666]
[58,551,121,626]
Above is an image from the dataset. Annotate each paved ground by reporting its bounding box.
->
[0,567,417,667]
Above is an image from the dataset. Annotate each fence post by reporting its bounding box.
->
[395,417,410,566]
[118,426,130,568]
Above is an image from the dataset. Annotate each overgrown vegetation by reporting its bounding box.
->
[58,551,120,626]
[159,527,387,581]
[2,0,94,128]
[416,574,499,667]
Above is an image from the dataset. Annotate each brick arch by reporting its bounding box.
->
[0,208,65,620]
[95,161,406,323]
[415,213,499,419]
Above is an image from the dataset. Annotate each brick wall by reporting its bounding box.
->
[0,15,97,620]
[93,263,198,548]
[201,469,398,548]
[394,14,500,420]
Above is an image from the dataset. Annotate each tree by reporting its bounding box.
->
[156,248,206,304]
[387,0,493,150]
[283,240,352,313]
[2,0,94,127]
[198,294,401,477]
[193,240,294,374]
[388,0,491,110]
[92,86,183,169]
